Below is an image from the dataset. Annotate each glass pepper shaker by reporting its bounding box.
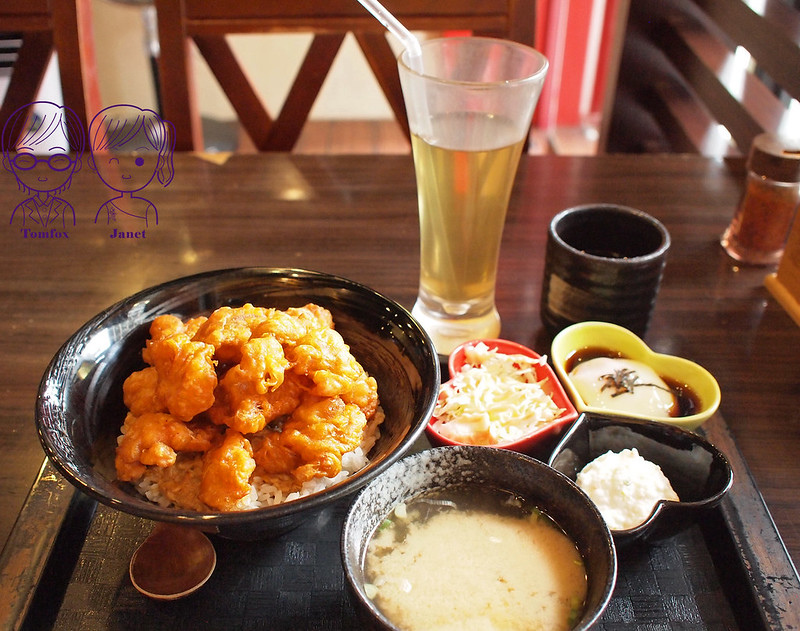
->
[721,133,800,265]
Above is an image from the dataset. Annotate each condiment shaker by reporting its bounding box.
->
[721,133,800,265]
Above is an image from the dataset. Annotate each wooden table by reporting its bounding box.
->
[1,153,799,628]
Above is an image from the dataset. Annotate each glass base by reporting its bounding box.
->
[720,237,783,266]
[411,300,501,356]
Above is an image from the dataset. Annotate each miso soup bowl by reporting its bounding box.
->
[551,321,721,430]
[341,446,617,630]
[548,413,733,544]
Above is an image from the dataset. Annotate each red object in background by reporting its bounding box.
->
[537,0,626,129]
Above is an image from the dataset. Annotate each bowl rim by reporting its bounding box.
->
[341,444,617,631]
[35,266,441,525]
[426,338,579,449]
[547,412,734,539]
[550,321,721,430]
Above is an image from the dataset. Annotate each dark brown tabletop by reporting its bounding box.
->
[1,152,798,628]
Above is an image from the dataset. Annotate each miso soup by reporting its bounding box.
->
[363,485,588,631]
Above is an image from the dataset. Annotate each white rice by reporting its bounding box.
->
[245,445,371,508]
[138,475,180,509]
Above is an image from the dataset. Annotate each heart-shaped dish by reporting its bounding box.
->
[551,322,720,431]
[426,338,579,459]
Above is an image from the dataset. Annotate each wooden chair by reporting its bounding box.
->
[599,0,800,155]
[0,0,101,145]
[152,0,537,152]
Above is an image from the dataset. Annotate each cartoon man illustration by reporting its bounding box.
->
[89,104,175,228]
[1,101,84,228]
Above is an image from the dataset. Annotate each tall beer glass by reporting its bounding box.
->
[398,37,548,354]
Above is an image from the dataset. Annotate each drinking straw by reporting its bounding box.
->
[355,0,423,72]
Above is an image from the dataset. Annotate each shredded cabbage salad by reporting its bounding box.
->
[431,342,565,445]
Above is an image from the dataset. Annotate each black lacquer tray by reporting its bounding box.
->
[3,416,799,631]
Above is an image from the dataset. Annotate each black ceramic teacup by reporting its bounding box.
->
[540,204,671,337]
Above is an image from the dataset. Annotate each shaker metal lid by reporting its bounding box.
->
[748,133,800,182]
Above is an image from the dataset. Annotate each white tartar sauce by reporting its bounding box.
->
[576,448,679,530]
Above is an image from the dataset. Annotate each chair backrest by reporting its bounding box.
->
[600,0,800,155]
[0,0,101,147]
[153,0,537,152]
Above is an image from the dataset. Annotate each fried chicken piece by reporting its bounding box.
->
[191,303,269,363]
[287,303,334,330]
[251,430,301,476]
[287,328,379,416]
[250,303,334,348]
[236,335,289,393]
[284,395,368,481]
[254,395,367,483]
[183,316,208,338]
[287,328,361,395]
[143,314,208,348]
[143,331,218,421]
[209,370,307,434]
[341,373,379,419]
[126,315,217,420]
[123,366,163,416]
[199,429,256,511]
[146,314,185,342]
[251,309,310,347]
[115,412,220,481]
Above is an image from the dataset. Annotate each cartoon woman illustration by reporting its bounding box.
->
[89,104,175,228]
[1,101,84,228]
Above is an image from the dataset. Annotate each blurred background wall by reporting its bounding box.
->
[1,0,623,153]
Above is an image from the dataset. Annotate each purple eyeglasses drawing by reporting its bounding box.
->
[89,104,175,229]
[2,101,84,230]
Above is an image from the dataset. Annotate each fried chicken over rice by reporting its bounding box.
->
[114,303,381,511]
